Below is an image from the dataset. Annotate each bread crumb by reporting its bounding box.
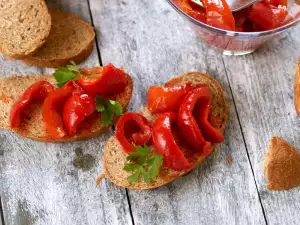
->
[225,154,232,163]
[1,95,10,103]
[96,171,106,187]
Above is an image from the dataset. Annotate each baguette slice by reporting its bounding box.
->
[0,69,133,142]
[0,0,51,59]
[22,9,95,68]
[264,136,300,191]
[101,72,227,190]
[294,57,300,116]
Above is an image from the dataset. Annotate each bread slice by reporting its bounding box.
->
[294,57,300,116]
[22,9,95,68]
[0,69,133,142]
[0,0,51,59]
[100,72,227,189]
[264,136,300,191]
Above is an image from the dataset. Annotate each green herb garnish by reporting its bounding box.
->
[124,145,163,184]
[95,96,123,126]
[53,61,82,87]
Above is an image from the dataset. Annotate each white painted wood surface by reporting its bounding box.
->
[0,0,299,224]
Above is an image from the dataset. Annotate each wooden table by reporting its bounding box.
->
[0,0,300,224]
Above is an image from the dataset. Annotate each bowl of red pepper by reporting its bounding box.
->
[167,0,300,55]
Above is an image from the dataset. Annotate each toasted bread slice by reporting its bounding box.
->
[0,69,133,142]
[101,72,227,189]
[0,0,51,59]
[22,9,95,68]
[264,136,300,191]
[294,57,300,116]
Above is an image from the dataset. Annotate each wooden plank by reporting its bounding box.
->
[89,0,267,224]
[0,0,132,224]
[223,28,300,224]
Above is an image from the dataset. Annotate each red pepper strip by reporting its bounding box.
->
[152,112,191,171]
[202,0,236,31]
[115,112,152,153]
[147,83,193,114]
[10,81,54,128]
[62,93,96,136]
[248,2,287,30]
[42,81,83,138]
[194,104,224,143]
[77,64,127,96]
[177,87,210,150]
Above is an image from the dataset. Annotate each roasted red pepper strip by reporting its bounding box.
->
[147,83,193,114]
[194,104,224,143]
[202,0,236,31]
[42,81,82,138]
[10,81,54,128]
[77,64,127,96]
[152,112,191,171]
[249,2,287,30]
[177,87,210,149]
[115,112,152,153]
[62,93,96,136]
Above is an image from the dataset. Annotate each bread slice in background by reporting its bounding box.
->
[264,136,300,190]
[102,72,227,189]
[0,70,133,142]
[22,9,95,68]
[0,0,51,59]
[294,57,300,116]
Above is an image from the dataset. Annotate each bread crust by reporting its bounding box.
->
[264,136,300,191]
[22,9,95,68]
[103,72,227,189]
[0,69,133,142]
[294,57,300,116]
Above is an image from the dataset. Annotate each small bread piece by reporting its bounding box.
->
[0,69,133,142]
[0,0,51,59]
[294,57,300,116]
[264,136,300,191]
[22,9,95,68]
[103,72,227,189]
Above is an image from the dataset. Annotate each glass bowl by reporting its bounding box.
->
[166,0,300,55]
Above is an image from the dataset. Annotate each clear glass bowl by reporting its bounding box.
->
[166,0,300,55]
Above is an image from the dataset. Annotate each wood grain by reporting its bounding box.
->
[223,28,300,224]
[89,0,266,224]
[0,1,132,225]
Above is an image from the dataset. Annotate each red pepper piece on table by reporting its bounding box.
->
[115,112,152,153]
[194,104,224,143]
[77,64,127,96]
[42,81,83,138]
[10,81,54,128]
[177,87,210,149]
[202,0,236,31]
[62,93,96,136]
[147,83,193,114]
[248,2,287,30]
[152,112,191,171]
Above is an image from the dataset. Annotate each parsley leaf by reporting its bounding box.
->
[123,145,163,184]
[53,61,82,87]
[95,96,123,127]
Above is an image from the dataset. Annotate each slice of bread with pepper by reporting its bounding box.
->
[22,9,95,68]
[0,67,133,142]
[99,72,227,190]
[0,0,51,59]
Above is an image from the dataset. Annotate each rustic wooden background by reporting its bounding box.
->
[0,0,300,224]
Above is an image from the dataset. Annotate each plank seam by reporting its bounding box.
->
[86,0,103,66]
[125,190,135,225]
[0,197,6,225]
[221,57,268,225]
[86,1,136,225]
